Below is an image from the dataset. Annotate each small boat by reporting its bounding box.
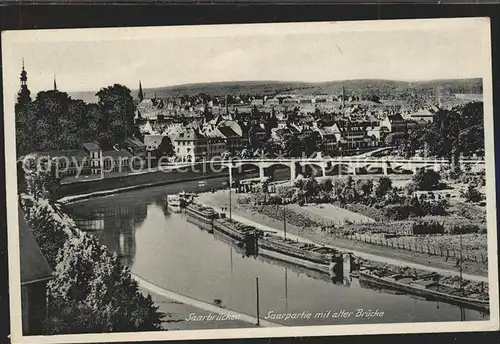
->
[166,194,182,213]
[359,270,490,313]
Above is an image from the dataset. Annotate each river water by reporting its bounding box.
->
[63,178,488,327]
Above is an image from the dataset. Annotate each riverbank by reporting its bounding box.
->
[197,190,488,281]
[56,163,230,198]
[134,275,279,329]
[58,173,228,204]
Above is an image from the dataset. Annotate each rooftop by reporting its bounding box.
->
[102,149,134,159]
[19,206,53,285]
[124,137,147,148]
[218,126,240,138]
[82,142,101,151]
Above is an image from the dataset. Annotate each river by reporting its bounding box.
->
[63,177,488,327]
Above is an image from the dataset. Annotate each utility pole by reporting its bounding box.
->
[283,204,287,240]
[285,268,288,310]
[459,232,463,296]
[228,160,232,221]
[256,277,260,326]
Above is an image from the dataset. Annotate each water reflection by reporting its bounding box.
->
[66,200,148,267]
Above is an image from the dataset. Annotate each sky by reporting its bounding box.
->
[2,18,490,95]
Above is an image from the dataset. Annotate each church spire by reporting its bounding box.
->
[53,75,58,91]
[138,80,144,102]
[17,58,31,106]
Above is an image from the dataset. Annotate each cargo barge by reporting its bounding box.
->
[257,235,344,275]
[185,203,220,233]
[214,217,258,244]
[359,270,489,313]
[183,200,351,278]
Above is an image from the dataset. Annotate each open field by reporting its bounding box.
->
[288,203,375,225]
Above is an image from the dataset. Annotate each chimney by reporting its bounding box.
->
[437,85,442,108]
[342,86,345,108]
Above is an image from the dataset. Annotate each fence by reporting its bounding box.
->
[337,232,487,264]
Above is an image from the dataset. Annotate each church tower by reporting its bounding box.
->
[17,59,31,105]
[53,75,58,91]
[138,80,144,102]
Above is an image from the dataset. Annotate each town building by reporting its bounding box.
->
[314,125,339,157]
[172,129,207,162]
[37,149,90,177]
[83,142,103,175]
[124,137,147,161]
[408,108,436,123]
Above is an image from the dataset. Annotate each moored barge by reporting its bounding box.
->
[359,270,489,313]
[213,217,258,243]
[257,235,345,275]
[186,203,220,233]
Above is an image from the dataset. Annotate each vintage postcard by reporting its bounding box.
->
[3,18,499,343]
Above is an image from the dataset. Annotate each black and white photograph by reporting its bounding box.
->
[3,18,499,343]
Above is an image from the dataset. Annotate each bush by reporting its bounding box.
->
[375,176,392,198]
[461,185,485,203]
[449,224,482,234]
[412,169,442,191]
[384,198,448,220]
[412,220,445,235]
[266,195,283,205]
[21,197,69,268]
[276,185,296,203]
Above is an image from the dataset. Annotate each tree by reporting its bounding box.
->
[412,169,442,191]
[375,176,393,198]
[15,101,38,155]
[154,137,175,159]
[357,179,374,200]
[384,133,397,147]
[46,233,163,334]
[298,131,320,158]
[22,154,61,201]
[303,176,319,202]
[96,84,136,148]
[21,197,68,269]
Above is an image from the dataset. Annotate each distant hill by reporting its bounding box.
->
[140,78,483,100]
[69,78,483,102]
[68,91,98,104]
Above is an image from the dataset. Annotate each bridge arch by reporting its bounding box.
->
[330,162,356,176]
[299,162,325,177]
[265,163,293,182]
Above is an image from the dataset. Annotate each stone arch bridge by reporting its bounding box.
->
[222,157,485,183]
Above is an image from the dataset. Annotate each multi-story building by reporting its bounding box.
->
[172,129,207,162]
[314,125,339,157]
[332,123,377,151]
[83,142,103,174]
